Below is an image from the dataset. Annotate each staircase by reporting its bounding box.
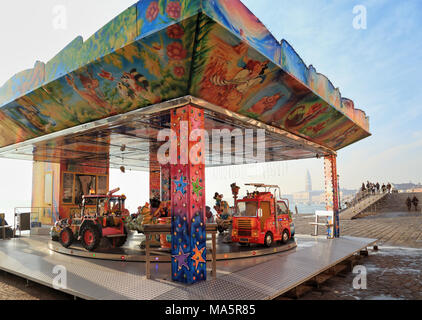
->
[361,192,422,214]
[339,193,388,220]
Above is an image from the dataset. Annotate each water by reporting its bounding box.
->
[293,203,327,214]
[205,202,327,215]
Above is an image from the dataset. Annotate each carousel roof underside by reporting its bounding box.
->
[0,96,335,171]
[0,0,370,170]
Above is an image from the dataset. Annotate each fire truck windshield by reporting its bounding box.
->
[277,201,288,215]
[236,201,258,217]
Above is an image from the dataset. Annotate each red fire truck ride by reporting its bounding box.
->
[231,184,295,247]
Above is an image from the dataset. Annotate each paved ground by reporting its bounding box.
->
[294,211,422,300]
[294,211,422,248]
[299,246,422,300]
[0,270,71,300]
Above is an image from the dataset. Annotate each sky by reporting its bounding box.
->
[0,0,421,218]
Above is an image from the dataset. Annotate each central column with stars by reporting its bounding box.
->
[170,105,206,284]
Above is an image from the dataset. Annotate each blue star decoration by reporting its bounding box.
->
[172,246,190,271]
[174,175,188,195]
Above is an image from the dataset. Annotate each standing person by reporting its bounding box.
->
[406,197,412,211]
[382,184,386,193]
[376,182,380,193]
[412,196,419,211]
[205,206,214,224]
[387,183,392,194]
[360,183,366,199]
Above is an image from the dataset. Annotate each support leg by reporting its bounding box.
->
[212,233,217,280]
[146,234,151,279]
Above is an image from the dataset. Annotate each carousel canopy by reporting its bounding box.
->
[0,0,370,169]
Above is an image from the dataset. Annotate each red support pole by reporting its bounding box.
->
[149,144,161,201]
[170,105,206,284]
[161,164,171,202]
[324,155,340,238]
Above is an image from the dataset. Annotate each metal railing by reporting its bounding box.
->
[342,189,388,211]
[340,192,388,220]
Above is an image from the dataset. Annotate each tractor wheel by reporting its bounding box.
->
[264,232,273,248]
[59,228,74,248]
[81,224,101,251]
[281,229,290,244]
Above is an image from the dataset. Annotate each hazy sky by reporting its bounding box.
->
[0,0,421,217]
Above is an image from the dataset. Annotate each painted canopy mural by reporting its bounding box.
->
[0,0,370,152]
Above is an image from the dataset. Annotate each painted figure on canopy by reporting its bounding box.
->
[285,102,328,130]
[200,40,269,112]
[246,92,284,115]
[66,71,116,115]
[117,68,161,104]
[9,102,56,134]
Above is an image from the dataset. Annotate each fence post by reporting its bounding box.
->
[1,214,5,240]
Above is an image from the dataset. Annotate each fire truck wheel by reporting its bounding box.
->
[281,229,290,244]
[264,232,273,247]
[81,224,101,251]
[59,228,74,248]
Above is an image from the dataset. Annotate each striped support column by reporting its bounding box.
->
[324,155,340,238]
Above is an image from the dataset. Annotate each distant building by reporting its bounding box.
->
[393,182,422,193]
[405,188,422,193]
[305,170,312,192]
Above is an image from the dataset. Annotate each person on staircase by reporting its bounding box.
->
[412,196,419,212]
[406,196,412,211]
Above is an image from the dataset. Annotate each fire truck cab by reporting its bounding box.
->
[232,184,294,247]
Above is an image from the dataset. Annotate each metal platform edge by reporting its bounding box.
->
[48,240,297,262]
[266,236,377,300]
[0,256,92,300]
[0,236,377,301]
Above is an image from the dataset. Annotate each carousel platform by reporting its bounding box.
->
[48,232,297,262]
[0,233,376,300]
